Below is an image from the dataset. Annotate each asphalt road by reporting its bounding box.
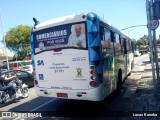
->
[0,54,150,120]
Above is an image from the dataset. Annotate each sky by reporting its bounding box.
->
[0,0,160,56]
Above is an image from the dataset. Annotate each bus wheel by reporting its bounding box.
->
[116,71,122,93]
[128,72,131,76]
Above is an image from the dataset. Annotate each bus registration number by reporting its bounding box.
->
[57,93,68,98]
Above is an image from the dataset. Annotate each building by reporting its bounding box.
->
[0,47,6,56]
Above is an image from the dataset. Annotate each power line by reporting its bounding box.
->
[121,25,147,31]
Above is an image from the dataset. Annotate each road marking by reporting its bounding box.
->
[30,98,57,112]
[13,98,57,120]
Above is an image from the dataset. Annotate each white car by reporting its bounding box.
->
[0,69,7,74]
[22,65,33,74]
[21,60,33,74]
[134,50,141,57]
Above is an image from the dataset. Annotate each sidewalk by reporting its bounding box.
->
[133,63,159,112]
[122,55,160,119]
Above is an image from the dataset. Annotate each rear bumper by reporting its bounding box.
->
[34,84,104,101]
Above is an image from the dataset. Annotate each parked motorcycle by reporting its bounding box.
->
[0,85,16,104]
[0,76,29,104]
[14,77,29,98]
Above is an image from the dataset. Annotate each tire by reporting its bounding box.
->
[1,93,9,104]
[116,71,122,93]
[128,72,131,76]
[21,88,29,98]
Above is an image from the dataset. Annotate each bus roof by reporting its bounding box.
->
[33,12,133,41]
[33,13,87,31]
[33,12,119,32]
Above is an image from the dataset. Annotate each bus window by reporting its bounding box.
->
[111,31,115,43]
[114,33,122,54]
[126,39,130,52]
[100,26,105,41]
[128,40,132,52]
[131,41,135,53]
[100,26,106,58]
[101,27,114,58]
[109,31,115,54]
[123,38,127,54]
[126,39,132,53]
[119,35,123,53]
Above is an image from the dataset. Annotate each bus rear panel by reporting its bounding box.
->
[32,13,104,101]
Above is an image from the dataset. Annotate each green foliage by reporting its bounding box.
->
[12,46,30,61]
[157,36,160,45]
[0,55,7,60]
[136,35,148,47]
[136,34,160,49]
[3,25,31,53]
[0,55,13,60]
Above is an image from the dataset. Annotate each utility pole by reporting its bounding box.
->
[0,9,9,70]
[151,0,159,81]
[146,0,156,94]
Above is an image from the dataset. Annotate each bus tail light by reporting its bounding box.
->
[33,68,36,75]
[33,68,39,87]
[90,81,97,87]
[34,80,39,87]
[89,65,99,88]
[90,70,96,75]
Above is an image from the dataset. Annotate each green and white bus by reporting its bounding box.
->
[30,12,134,101]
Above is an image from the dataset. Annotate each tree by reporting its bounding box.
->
[2,25,31,53]
[1,25,31,60]
[136,35,148,48]
[157,34,160,45]
[0,55,13,60]
[12,45,31,61]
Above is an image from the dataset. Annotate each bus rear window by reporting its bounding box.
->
[33,22,87,54]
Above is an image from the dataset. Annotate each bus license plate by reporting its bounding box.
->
[57,93,68,98]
